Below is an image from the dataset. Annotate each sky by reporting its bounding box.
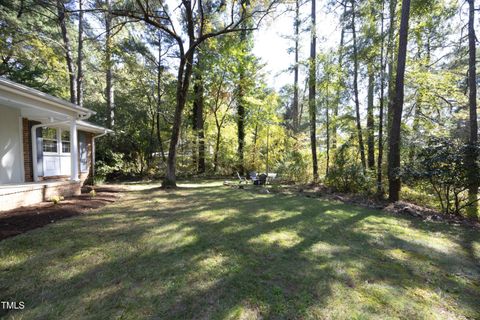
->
[158,0,342,91]
[252,1,342,90]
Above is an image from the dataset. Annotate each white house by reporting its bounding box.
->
[0,77,112,211]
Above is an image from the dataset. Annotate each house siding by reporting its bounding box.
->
[0,106,23,184]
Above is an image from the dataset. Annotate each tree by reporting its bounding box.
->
[377,0,386,195]
[308,0,319,181]
[156,31,167,163]
[466,0,478,219]
[388,0,411,202]
[366,64,375,170]
[292,0,301,132]
[192,49,206,174]
[105,0,115,128]
[236,25,248,176]
[111,0,278,187]
[350,0,366,172]
[77,0,84,107]
[332,2,347,150]
[56,0,77,104]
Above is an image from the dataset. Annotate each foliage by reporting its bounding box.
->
[1,0,479,219]
[95,150,125,181]
[49,195,64,204]
[325,140,374,194]
[276,141,311,183]
[402,137,479,215]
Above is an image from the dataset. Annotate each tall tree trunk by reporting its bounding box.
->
[387,0,411,202]
[408,102,420,162]
[386,0,397,135]
[367,64,375,169]
[237,27,247,176]
[377,0,386,195]
[326,82,330,176]
[157,32,166,162]
[351,0,367,172]
[292,0,300,132]
[105,0,114,128]
[308,0,319,181]
[163,50,195,187]
[214,124,221,172]
[333,5,346,150]
[466,0,478,219]
[76,0,84,107]
[192,55,206,174]
[253,124,258,169]
[56,0,77,104]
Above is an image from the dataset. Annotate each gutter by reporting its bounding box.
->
[0,78,94,115]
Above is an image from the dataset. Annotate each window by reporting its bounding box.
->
[42,128,57,153]
[61,130,70,153]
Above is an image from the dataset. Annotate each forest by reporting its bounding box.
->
[1,0,479,220]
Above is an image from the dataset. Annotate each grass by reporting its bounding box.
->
[0,180,479,319]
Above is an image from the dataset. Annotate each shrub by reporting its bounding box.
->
[50,195,64,205]
[276,149,311,183]
[325,142,374,194]
[401,136,479,216]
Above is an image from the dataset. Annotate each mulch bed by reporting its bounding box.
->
[0,186,124,241]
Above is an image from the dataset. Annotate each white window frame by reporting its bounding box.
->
[41,127,72,177]
[42,128,71,156]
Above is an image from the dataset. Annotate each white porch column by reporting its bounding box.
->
[70,117,79,181]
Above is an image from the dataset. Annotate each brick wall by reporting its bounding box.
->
[0,181,81,212]
[22,118,33,182]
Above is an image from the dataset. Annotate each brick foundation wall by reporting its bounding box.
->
[0,181,81,212]
[22,118,33,182]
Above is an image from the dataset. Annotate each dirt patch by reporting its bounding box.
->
[0,186,124,241]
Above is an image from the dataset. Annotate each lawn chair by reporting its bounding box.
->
[257,173,267,185]
[266,173,277,184]
[249,171,259,185]
[237,172,247,184]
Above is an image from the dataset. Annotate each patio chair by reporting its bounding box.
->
[249,171,258,184]
[266,173,277,184]
[257,173,267,185]
[237,172,247,184]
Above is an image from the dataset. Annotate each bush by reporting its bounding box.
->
[276,149,311,183]
[50,195,64,204]
[95,150,125,183]
[402,136,479,216]
[325,142,374,194]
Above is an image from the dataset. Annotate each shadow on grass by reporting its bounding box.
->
[0,182,479,319]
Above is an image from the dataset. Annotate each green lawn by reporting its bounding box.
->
[1,181,479,319]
